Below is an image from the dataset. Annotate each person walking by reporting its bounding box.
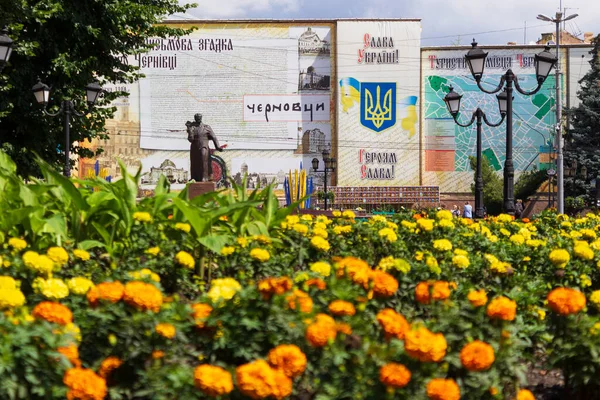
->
[452,205,460,218]
[463,201,473,219]
[515,199,524,219]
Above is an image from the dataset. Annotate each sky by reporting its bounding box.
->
[183,0,598,46]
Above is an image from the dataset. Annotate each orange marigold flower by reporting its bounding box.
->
[416,281,452,304]
[258,277,293,299]
[271,367,293,400]
[376,309,410,340]
[155,323,176,339]
[306,314,337,347]
[460,340,495,371]
[123,281,163,312]
[486,296,517,321]
[379,363,411,388]
[194,364,233,397]
[98,356,122,379]
[335,323,353,335]
[468,289,488,307]
[516,389,536,400]
[426,378,460,400]
[63,368,107,400]
[286,289,313,313]
[413,214,422,220]
[32,301,73,325]
[151,350,165,359]
[404,327,447,362]
[547,287,586,315]
[328,300,356,316]
[268,344,307,378]
[305,278,327,290]
[337,257,372,288]
[235,360,277,399]
[192,303,213,328]
[58,344,80,367]
[86,281,124,306]
[371,270,399,297]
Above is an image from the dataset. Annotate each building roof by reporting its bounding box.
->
[162,17,421,24]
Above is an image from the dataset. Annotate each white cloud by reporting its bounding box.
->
[185,0,301,18]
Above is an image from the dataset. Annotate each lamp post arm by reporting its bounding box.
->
[69,100,86,117]
[475,75,506,94]
[452,111,477,128]
[513,77,544,96]
[482,111,505,127]
[41,101,66,117]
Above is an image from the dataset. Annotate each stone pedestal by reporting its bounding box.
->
[188,182,216,200]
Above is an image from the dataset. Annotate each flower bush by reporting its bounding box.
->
[2,153,600,398]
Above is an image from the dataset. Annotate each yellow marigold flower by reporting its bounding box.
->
[268,344,307,378]
[305,314,337,347]
[219,215,228,221]
[590,290,600,310]
[72,249,90,261]
[194,364,233,397]
[333,225,352,235]
[155,323,176,339]
[522,256,532,262]
[63,368,107,400]
[99,356,122,379]
[175,222,191,233]
[581,274,592,287]
[436,209,453,220]
[342,210,355,219]
[486,297,517,321]
[405,327,447,362]
[401,220,417,230]
[380,363,411,388]
[207,278,241,303]
[570,230,583,239]
[192,303,212,328]
[132,211,152,223]
[300,214,313,222]
[129,268,160,283]
[0,286,26,309]
[87,281,124,306]
[331,210,341,217]
[310,261,331,277]
[64,323,82,343]
[146,247,160,256]
[516,389,536,400]
[561,221,572,229]
[8,237,27,251]
[574,243,594,260]
[38,278,69,300]
[377,256,395,271]
[460,340,495,371]
[0,276,17,290]
[313,222,327,231]
[286,215,300,225]
[547,287,586,315]
[175,251,195,269]
[497,214,513,223]
[32,301,72,325]
[376,309,410,340]
[328,300,356,316]
[549,249,570,268]
[310,236,330,252]
[372,270,398,297]
[535,308,546,320]
[378,227,398,243]
[286,289,313,313]
[312,227,328,238]
[67,276,94,295]
[426,378,460,400]
[438,219,455,229]
[590,322,600,336]
[236,360,278,399]
[47,247,69,266]
[417,218,434,232]
[452,254,470,269]
[221,246,235,256]
[252,234,272,244]
[509,234,525,245]
[426,256,441,274]
[371,215,387,223]
[123,281,163,312]
[468,289,488,307]
[237,237,249,247]
[250,248,271,262]
[526,239,545,248]
[433,239,453,252]
[22,251,55,275]
[293,223,309,235]
[414,251,424,261]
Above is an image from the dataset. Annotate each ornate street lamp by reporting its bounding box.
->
[0,27,14,72]
[465,39,557,215]
[312,147,336,210]
[32,79,103,177]
[444,86,506,218]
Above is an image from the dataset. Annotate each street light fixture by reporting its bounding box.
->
[0,26,14,72]
[464,39,557,215]
[444,86,506,218]
[32,78,103,177]
[312,147,336,210]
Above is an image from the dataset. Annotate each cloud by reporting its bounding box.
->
[186,0,301,18]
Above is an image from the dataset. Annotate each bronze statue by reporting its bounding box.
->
[186,113,223,182]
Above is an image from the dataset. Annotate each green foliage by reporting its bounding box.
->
[469,156,503,215]
[0,0,194,177]
[514,168,548,202]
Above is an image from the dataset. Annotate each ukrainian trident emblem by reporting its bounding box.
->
[360,82,397,132]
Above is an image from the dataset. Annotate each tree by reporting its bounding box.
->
[0,0,194,177]
[564,34,600,203]
[469,156,503,215]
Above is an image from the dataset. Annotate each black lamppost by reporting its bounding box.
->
[312,148,337,210]
[0,27,14,72]
[464,40,557,215]
[32,79,103,177]
[444,86,506,218]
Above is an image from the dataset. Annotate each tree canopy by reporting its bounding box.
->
[0,0,194,177]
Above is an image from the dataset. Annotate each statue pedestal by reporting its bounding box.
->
[188,182,216,200]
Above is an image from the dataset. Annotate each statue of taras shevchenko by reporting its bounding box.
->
[186,113,223,182]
